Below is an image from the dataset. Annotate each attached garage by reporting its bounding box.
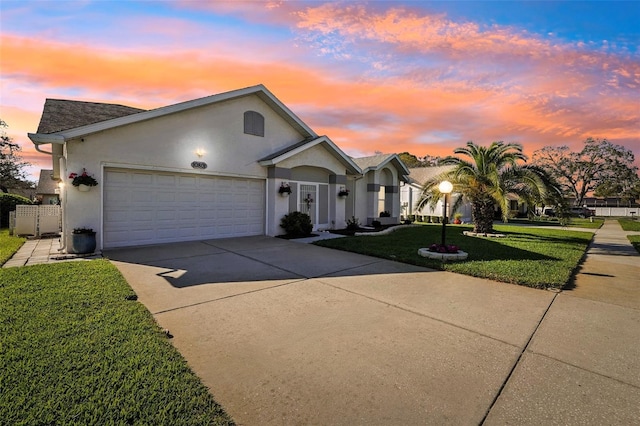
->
[103,168,265,248]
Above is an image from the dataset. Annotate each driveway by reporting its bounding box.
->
[106,235,640,425]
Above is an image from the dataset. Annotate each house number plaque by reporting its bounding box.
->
[191,161,208,170]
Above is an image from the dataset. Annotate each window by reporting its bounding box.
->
[244,111,264,137]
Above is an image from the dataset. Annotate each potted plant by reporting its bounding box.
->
[71,227,96,254]
[338,187,350,198]
[69,168,98,192]
[278,182,292,197]
[453,213,463,224]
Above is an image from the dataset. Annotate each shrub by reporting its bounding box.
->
[0,193,35,228]
[371,220,382,228]
[280,211,313,237]
[346,216,360,231]
[380,211,391,217]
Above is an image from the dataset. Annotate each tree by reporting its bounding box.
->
[532,138,639,207]
[398,152,442,168]
[416,141,556,234]
[1,119,32,192]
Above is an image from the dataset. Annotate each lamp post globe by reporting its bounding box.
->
[438,180,453,194]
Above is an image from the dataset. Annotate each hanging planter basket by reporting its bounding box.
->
[77,184,92,192]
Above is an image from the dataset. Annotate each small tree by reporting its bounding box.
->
[1,119,32,192]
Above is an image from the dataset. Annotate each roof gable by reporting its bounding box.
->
[352,153,411,181]
[35,169,58,194]
[29,85,316,144]
[259,136,361,175]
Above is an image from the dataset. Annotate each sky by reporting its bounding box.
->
[1,0,639,181]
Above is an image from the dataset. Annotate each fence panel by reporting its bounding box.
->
[14,205,38,236]
[38,205,61,235]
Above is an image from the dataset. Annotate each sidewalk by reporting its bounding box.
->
[484,219,640,424]
[2,236,102,268]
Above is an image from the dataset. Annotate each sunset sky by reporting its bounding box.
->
[1,0,639,180]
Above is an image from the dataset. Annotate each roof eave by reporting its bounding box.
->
[259,136,361,174]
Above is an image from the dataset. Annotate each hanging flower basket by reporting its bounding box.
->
[279,183,292,197]
[69,168,98,191]
[338,187,349,198]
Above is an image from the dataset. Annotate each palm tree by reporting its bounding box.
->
[416,141,557,234]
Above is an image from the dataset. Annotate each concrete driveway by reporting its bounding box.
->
[106,235,640,425]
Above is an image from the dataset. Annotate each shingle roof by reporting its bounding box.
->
[258,137,318,162]
[351,154,394,170]
[407,166,453,185]
[36,99,146,134]
[35,169,58,194]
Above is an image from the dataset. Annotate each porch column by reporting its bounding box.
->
[367,183,380,225]
[330,174,347,229]
[267,166,292,236]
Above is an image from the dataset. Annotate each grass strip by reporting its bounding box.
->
[619,218,640,231]
[0,260,234,425]
[507,218,603,229]
[628,235,640,254]
[0,228,25,265]
[315,224,592,289]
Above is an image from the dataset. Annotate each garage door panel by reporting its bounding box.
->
[104,169,264,248]
[133,173,154,185]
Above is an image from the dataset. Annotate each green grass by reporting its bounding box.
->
[619,218,640,231]
[628,235,640,254]
[0,260,234,425]
[0,229,25,265]
[315,224,593,289]
[508,217,604,229]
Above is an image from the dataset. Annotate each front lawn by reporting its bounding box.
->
[315,224,592,289]
[508,217,604,229]
[628,235,640,254]
[0,229,25,265]
[0,260,234,425]
[619,218,640,231]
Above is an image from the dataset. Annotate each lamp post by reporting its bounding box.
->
[438,180,453,247]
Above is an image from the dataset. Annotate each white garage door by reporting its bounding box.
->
[103,168,265,248]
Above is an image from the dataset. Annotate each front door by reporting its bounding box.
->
[298,183,329,230]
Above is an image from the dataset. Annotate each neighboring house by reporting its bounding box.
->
[35,169,60,204]
[401,166,472,222]
[28,84,407,251]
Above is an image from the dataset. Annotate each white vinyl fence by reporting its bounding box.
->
[594,207,639,217]
[9,205,61,236]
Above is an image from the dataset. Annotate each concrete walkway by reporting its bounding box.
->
[483,219,640,424]
[2,236,102,268]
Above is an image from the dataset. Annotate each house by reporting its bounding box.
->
[35,169,60,205]
[401,166,472,222]
[28,85,408,252]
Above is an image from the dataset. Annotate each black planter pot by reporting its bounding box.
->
[71,232,96,254]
